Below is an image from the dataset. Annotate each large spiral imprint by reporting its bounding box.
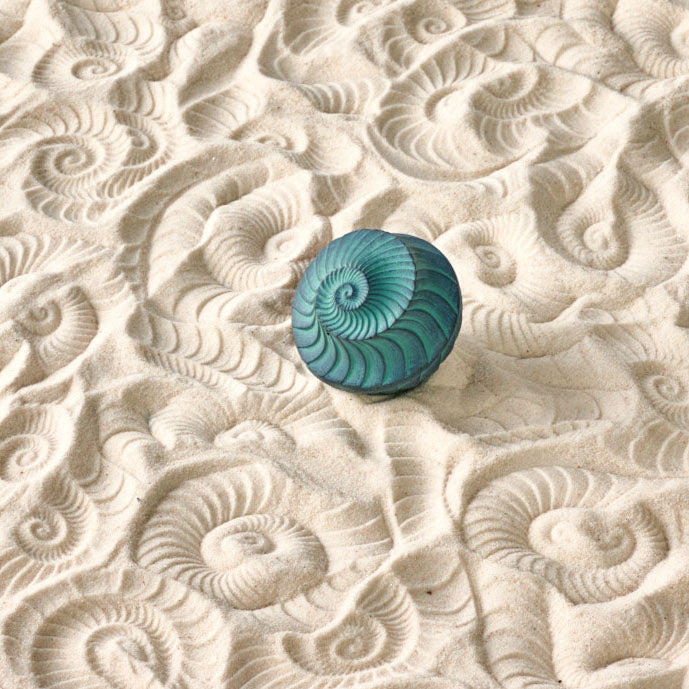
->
[2,568,229,689]
[291,229,462,394]
[462,466,668,604]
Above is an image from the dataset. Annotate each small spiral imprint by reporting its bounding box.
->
[2,568,229,689]
[149,393,286,449]
[229,545,474,688]
[282,0,381,54]
[15,507,75,562]
[11,474,93,565]
[338,0,389,25]
[15,300,61,336]
[31,40,130,93]
[14,284,99,376]
[634,362,689,431]
[418,17,449,35]
[0,406,72,484]
[250,133,295,150]
[368,40,510,180]
[214,419,289,446]
[0,473,96,596]
[424,86,465,125]
[464,224,518,288]
[412,16,454,43]
[3,101,171,223]
[281,572,417,676]
[71,57,121,81]
[292,229,462,394]
[107,110,172,194]
[462,466,668,603]
[547,163,685,288]
[197,173,331,294]
[234,118,359,174]
[118,116,160,166]
[286,609,391,674]
[0,436,52,483]
[557,215,628,271]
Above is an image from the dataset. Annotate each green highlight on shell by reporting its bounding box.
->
[292,228,462,394]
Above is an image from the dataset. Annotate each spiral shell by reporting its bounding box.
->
[291,229,462,394]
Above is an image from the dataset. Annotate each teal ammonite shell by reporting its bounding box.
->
[292,228,462,394]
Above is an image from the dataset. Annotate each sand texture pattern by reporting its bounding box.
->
[0,0,689,687]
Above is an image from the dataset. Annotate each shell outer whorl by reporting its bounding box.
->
[292,228,462,394]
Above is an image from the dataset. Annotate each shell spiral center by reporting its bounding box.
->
[312,235,415,341]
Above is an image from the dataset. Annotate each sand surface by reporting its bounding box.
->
[0,0,689,687]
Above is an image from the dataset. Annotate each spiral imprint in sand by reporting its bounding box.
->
[32,40,130,92]
[73,58,120,80]
[0,406,72,484]
[200,513,328,607]
[31,134,117,197]
[2,568,228,689]
[15,285,99,375]
[370,42,488,180]
[0,472,96,595]
[462,466,667,603]
[558,215,628,271]
[460,222,518,287]
[613,0,689,78]
[27,599,178,689]
[13,481,90,563]
[628,358,689,472]
[148,388,313,451]
[135,466,330,609]
[41,615,173,689]
[541,161,686,285]
[15,509,73,560]
[216,419,287,444]
[332,0,393,28]
[287,612,398,674]
[7,105,130,222]
[635,362,689,431]
[1,97,176,223]
[416,17,451,40]
[15,301,62,337]
[472,243,516,286]
[200,175,331,292]
[111,109,172,190]
[279,572,418,679]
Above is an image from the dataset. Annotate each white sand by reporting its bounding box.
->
[0,0,688,687]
